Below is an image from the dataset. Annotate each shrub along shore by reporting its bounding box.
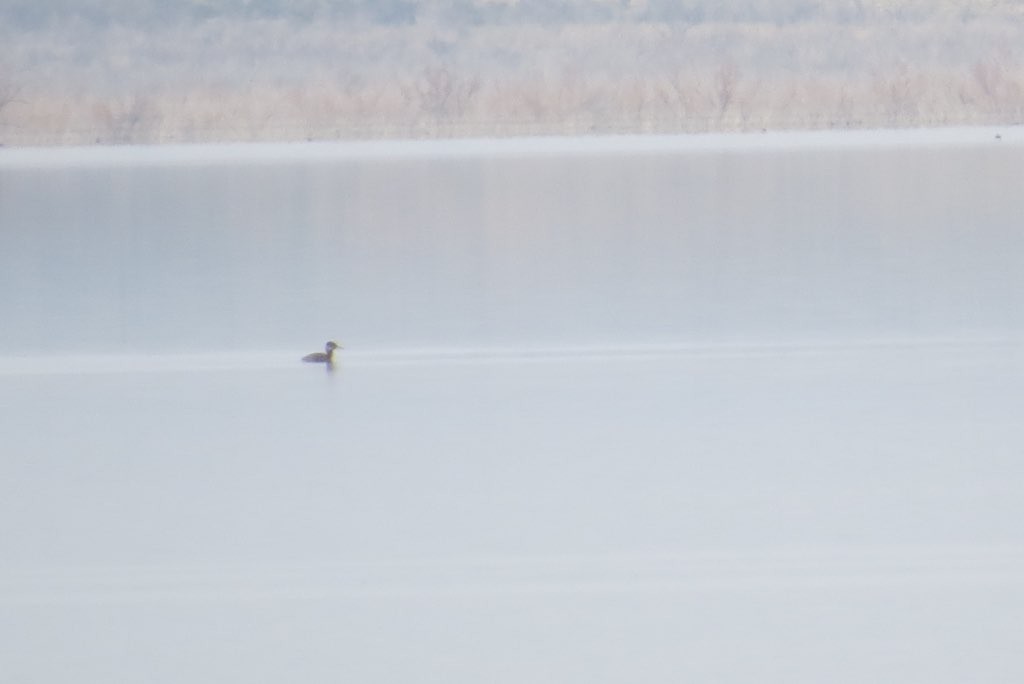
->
[1,1,1022,145]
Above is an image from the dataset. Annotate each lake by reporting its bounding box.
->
[2,129,1023,682]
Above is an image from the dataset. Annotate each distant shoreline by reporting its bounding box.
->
[1,125,1019,167]
[2,5,1022,147]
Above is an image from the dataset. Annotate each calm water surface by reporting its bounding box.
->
[2,131,1023,682]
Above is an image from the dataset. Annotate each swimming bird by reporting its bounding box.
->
[303,341,342,364]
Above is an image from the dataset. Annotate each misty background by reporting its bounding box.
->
[4,4,1024,681]
[1,0,1023,145]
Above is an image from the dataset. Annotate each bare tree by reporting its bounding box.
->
[873,61,919,125]
[94,94,158,144]
[972,58,1003,103]
[0,83,18,116]
[970,51,1020,119]
[714,61,740,120]
[405,65,480,130]
[659,67,700,129]
[0,69,24,130]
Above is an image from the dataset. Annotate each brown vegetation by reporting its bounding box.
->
[1,4,1023,145]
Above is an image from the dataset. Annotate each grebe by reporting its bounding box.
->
[302,341,341,364]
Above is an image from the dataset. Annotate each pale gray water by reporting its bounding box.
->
[2,131,1024,682]
[2,131,1023,352]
